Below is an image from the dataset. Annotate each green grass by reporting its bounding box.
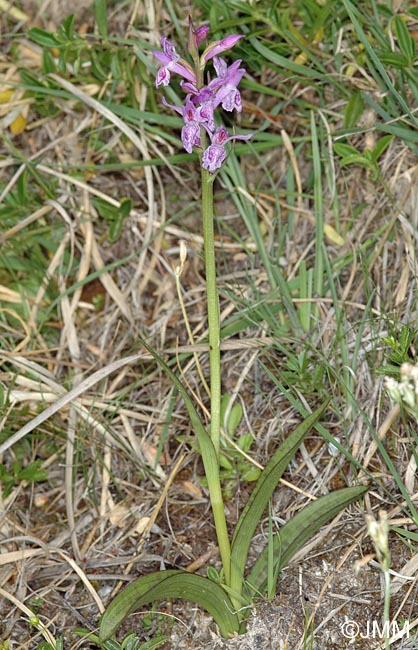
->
[1,0,418,647]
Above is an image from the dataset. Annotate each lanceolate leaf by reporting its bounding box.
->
[246,484,368,596]
[230,401,330,597]
[99,570,240,640]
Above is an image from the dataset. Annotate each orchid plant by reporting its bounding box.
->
[99,19,367,641]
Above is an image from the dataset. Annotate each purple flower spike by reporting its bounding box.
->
[202,34,244,62]
[202,126,253,173]
[153,37,197,87]
[153,26,252,170]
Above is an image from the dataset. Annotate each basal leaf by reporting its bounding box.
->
[246,484,368,596]
[230,401,329,597]
[99,570,240,640]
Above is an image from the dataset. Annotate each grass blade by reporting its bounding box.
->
[249,38,323,79]
[311,112,324,304]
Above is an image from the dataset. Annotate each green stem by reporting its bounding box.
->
[201,166,221,458]
[200,159,234,593]
[205,460,231,587]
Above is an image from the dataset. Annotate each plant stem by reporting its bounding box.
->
[200,162,234,592]
[201,166,221,458]
[205,461,231,587]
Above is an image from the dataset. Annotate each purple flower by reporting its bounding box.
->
[191,87,216,130]
[195,25,210,47]
[208,58,246,112]
[153,37,197,87]
[180,95,203,152]
[202,126,252,173]
[177,84,218,131]
[197,101,215,131]
[163,95,205,153]
[187,18,210,59]
[202,34,245,62]
[182,57,246,115]
[180,80,199,94]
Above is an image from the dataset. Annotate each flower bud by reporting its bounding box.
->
[202,34,244,63]
[187,16,210,62]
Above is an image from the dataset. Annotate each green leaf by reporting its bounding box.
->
[237,433,254,453]
[41,48,57,74]
[376,51,410,69]
[108,199,132,243]
[375,121,418,146]
[58,51,67,75]
[139,636,168,650]
[394,16,416,64]
[59,14,76,41]
[91,50,111,81]
[19,460,47,482]
[218,453,234,471]
[392,526,418,543]
[104,642,120,650]
[241,465,261,482]
[371,134,394,161]
[221,394,242,436]
[333,143,361,158]
[230,401,330,597]
[337,153,374,170]
[95,0,109,40]
[249,38,322,79]
[344,92,365,129]
[99,570,240,640]
[27,28,61,48]
[247,485,368,595]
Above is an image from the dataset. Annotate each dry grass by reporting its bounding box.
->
[1,1,418,648]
